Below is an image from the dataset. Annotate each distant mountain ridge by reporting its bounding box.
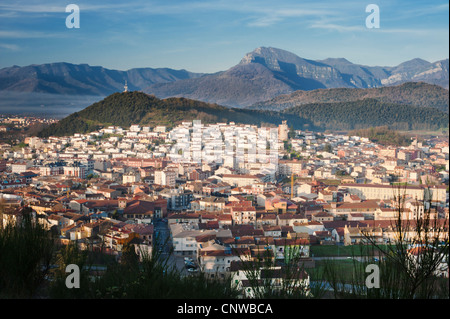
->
[381,58,449,88]
[144,47,448,107]
[0,62,204,96]
[1,47,448,108]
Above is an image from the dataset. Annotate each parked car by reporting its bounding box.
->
[187,267,198,273]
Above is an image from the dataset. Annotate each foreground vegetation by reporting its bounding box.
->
[0,211,239,299]
[1,195,448,299]
[49,244,239,299]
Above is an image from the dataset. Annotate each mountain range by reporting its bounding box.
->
[144,47,448,107]
[1,47,448,108]
[0,63,203,96]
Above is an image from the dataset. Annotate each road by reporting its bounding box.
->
[152,218,191,276]
[153,218,171,254]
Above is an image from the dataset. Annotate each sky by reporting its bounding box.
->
[0,0,448,73]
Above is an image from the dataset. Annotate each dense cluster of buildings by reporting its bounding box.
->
[0,115,57,132]
[1,120,449,294]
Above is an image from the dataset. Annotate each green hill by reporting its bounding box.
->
[283,98,449,131]
[250,82,449,113]
[37,91,308,137]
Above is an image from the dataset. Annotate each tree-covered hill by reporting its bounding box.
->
[250,82,449,113]
[37,91,308,137]
[348,126,412,146]
[282,98,449,131]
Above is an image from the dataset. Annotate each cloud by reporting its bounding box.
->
[396,2,449,19]
[247,7,331,27]
[247,16,283,28]
[0,1,131,17]
[0,30,66,39]
[0,43,20,51]
[308,22,449,38]
[0,3,65,13]
[309,23,365,32]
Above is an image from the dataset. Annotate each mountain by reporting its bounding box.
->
[316,57,390,88]
[144,47,355,107]
[0,62,203,96]
[143,63,307,108]
[249,82,449,113]
[37,91,307,137]
[144,47,449,107]
[381,59,449,89]
[238,47,351,89]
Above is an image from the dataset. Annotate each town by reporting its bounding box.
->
[1,118,449,298]
[0,115,57,131]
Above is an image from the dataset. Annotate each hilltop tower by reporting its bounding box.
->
[278,120,288,141]
[124,80,128,92]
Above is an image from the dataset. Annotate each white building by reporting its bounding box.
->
[154,169,177,187]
